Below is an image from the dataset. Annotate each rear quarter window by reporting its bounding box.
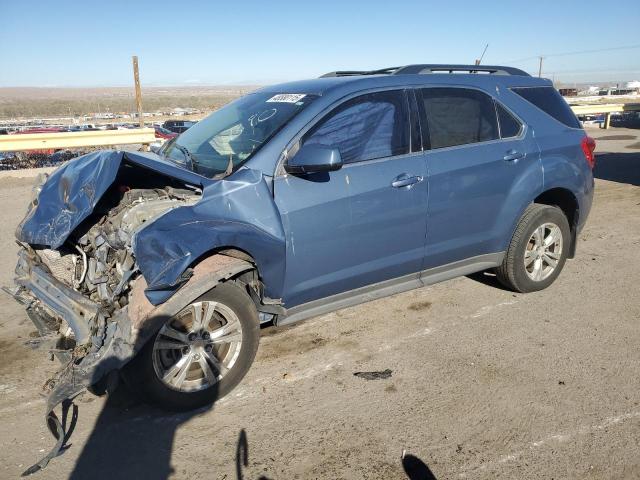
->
[511,86,581,129]
[496,103,523,138]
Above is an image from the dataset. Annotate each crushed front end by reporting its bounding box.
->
[5,148,285,474]
[9,184,201,383]
[5,151,202,474]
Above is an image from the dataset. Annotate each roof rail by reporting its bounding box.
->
[320,67,401,78]
[394,64,530,76]
[320,64,530,78]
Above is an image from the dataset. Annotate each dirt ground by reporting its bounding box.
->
[0,126,638,480]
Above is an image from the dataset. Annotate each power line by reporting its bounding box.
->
[543,44,640,58]
[502,44,640,64]
[544,66,640,75]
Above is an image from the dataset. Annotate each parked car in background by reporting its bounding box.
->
[14,127,64,134]
[154,125,178,141]
[7,64,595,429]
[65,125,101,132]
[163,120,196,133]
[611,112,640,129]
[0,151,17,167]
[578,114,605,127]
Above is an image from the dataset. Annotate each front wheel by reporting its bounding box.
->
[124,281,260,411]
[496,204,570,293]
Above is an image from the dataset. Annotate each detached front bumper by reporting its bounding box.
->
[5,246,134,393]
[9,247,99,344]
[4,247,138,476]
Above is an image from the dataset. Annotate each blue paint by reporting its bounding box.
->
[134,167,285,304]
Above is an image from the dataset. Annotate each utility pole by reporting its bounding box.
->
[132,55,143,128]
[538,56,544,78]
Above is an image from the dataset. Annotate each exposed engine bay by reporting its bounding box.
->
[40,186,200,311]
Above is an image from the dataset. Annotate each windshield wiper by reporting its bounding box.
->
[173,144,199,172]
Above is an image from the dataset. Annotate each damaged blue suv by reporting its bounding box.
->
[8,64,595,416]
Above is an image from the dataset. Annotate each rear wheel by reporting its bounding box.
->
[125,281,259,411]
[496,204,570,293]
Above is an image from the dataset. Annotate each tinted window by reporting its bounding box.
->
[303,90,409,164]
[420,88,499,149]
[496,103,523,138]
[511,86,581,129]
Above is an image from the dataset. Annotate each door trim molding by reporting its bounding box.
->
[276,252,505,326]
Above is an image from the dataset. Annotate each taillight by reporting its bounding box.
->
[581,135,596,169]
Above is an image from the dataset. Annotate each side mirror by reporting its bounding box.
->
[285,144,343,175]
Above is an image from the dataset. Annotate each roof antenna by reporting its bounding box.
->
[475,44,489,65]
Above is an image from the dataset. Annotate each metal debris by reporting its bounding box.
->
[353,369,393,380]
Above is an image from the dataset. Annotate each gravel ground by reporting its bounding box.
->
[0,127,638,480]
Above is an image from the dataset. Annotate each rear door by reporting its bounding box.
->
[416,87,542,269]
[275,89,428,307]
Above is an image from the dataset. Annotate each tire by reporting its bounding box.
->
[496,204,570,293]
[124,281,260,411]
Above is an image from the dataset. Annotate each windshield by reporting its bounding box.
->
[162,92,316,177]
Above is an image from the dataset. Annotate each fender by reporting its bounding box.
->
[128,254,255,350]
[540,161,594,230]
[133,167,287,305]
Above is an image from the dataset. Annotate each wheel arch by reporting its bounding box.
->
[128,253,257,352]
[533,187,579,257]
[188,247,282,316]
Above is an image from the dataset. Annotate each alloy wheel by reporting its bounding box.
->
[524,222,563,282]
[152,301,243,392]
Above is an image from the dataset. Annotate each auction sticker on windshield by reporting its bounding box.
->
[266,94,307,103]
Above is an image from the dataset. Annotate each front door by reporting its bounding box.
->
[275,89,428,307]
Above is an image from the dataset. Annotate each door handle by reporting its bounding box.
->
[391,174,423,188]
[503,149,525,162]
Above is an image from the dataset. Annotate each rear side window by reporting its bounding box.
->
[419,88,499,149]
[496,103,523,138]
[511,87,581,129]
[304,90,409,164]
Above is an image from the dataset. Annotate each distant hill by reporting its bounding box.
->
[0,86,258,119]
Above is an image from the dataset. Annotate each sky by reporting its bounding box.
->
[1,0,639,87]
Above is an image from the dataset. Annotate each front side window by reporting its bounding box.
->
[303,90,410,164]
[419,88,499,149]
[162,92,316,177]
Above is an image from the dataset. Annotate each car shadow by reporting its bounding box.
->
[594,151,640,186]
[69,391,276,480]
[67,383,213,480]
[68,389,439,479]
[466,270,512,292]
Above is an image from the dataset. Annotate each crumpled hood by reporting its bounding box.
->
[16,149,207,249]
